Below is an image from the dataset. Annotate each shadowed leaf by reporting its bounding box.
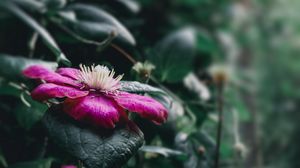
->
[150,27,197,83]
[57,3,136,45]
[0,1,70,65]
[0,54,57,81]
[43,106,144,168]
[8,158,53,168]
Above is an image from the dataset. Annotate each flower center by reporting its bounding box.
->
[78,64,123,91]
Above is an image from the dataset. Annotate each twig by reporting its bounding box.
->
[233,109,240,146]
[111,43,137,64]
[50,18,116,48]
[214,82,224,168]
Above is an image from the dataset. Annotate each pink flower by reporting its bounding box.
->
[23,64,168,128]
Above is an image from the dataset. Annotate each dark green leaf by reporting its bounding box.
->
[0,1,70,65]
[57,3,136,45]
[0,54,57,81]
[150,27,197,83]
[14,95,48,130]
[11,0,47,13]
[116,0,140,14]
[196,29,217,54]
[43,0,66,10]
[0,148,7,168]
[43,106,144,168]
[120,81,165,94]
[8,158,53,168]
[0,79,22,97]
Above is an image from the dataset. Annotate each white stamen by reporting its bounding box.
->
[78,64,123,91]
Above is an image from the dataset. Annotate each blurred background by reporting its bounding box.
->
[0,0,299,168]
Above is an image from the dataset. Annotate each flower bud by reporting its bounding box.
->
[132,61,155,79]
[209,64,229,86]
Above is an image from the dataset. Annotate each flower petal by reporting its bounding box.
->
[56,67,81,80]
[61,166,77,168]
[23,65,81,87]
[63,94,121,128]
[31,83,89,101]
[112,92,168,124]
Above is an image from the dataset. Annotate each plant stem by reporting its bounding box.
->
[50,18,116,47]
[111,44,137,64]
[215,83,224,168]
[28,32,38,58]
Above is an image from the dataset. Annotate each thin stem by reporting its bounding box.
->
[28,32,38,58]
[215,83,224,168]
[233,109,240,144]
[109,44,183,103]
[111,44,137,64]
[50,18,116,47]
[78,160,84,168]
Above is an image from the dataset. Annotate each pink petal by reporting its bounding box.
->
[23,65,81,87]
[31,83,89,101]
[61,166,77,168]
[112,92,168,124]
[63,94,121,128]
[56,67,81,80]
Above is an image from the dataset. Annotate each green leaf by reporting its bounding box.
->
[8,158,53,168]
[43,0,66,10]
[150,27,197,83]
[43,106,144,168]
[115,0,140,14]
[196,29,217,54]
[140,146,187,159]
[0,1,70,65]
[57,3,136,45]
[11,0,47,13]
[14,95,48,130]
[0,148,8,168]
[0,80,22,97]
[120,81,165,94]
[0,54,57,81]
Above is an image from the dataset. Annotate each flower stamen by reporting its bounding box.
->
[78,64,123,91]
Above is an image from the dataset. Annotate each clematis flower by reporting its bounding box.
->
[23,64,168,128]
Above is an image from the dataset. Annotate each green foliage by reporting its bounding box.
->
[149,27,197,83]
[196,29,217,54]
[8,158,53,168]
[0,148,8,168]
[120,81,165,94]
[0,54,57,81]
[55,3,136,45]
[43,106,144,168]
[14,95,47,131]
[0,1,70,65]
[0,80,22,97]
